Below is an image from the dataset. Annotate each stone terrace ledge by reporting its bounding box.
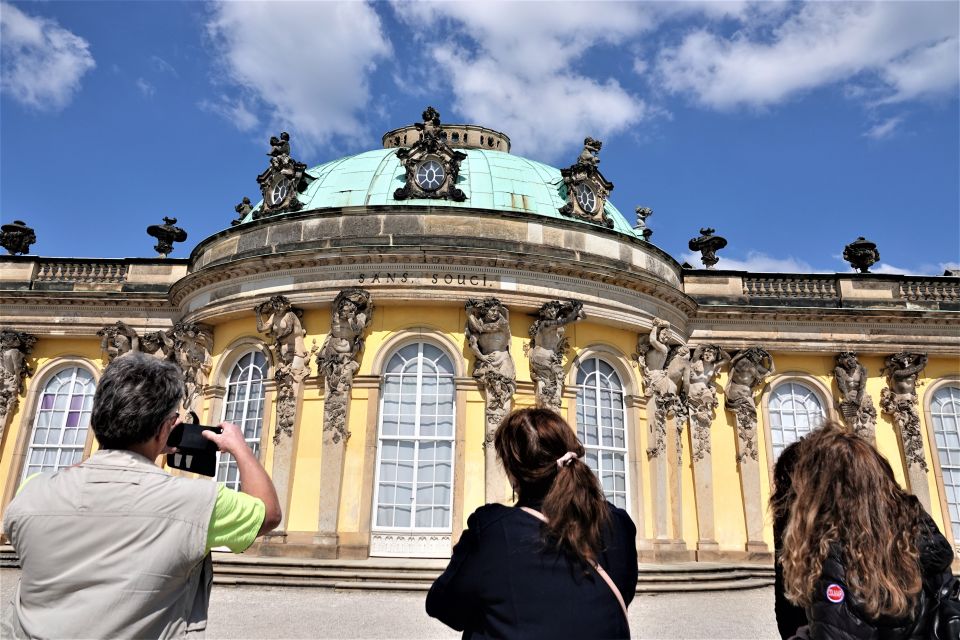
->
[0,256,189,294]
[683,270,960,312]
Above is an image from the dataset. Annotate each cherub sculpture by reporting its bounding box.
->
[527,300,585,410]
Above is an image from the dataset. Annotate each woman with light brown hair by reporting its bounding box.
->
[426,407,638,638]
[776,421,955,639]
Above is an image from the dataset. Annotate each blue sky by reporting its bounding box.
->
[1,1,957,274]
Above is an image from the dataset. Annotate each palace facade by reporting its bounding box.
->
[1,108,958,564]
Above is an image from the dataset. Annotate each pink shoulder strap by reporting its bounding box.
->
[519,507,629,621]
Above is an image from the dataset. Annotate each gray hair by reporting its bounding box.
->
[91,351,184,449]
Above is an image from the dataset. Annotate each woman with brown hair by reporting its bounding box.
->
[777,421,955,639]
[426,407,638,638]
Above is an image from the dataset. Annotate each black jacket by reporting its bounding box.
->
[801,507,955,640]
[426,501,638,639]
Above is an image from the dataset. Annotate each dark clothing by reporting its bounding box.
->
[426,501,638,639]
[798,505,955,640]
[775,501,809,640]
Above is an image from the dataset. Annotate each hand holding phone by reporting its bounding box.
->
[200,422,250,458]
[166,412,223,477]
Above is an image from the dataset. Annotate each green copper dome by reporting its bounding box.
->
[245,147,641,239]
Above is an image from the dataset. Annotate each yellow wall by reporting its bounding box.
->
[0,337,103,505]
[4,316,959,557]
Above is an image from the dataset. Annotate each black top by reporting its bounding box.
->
[426,501,638,639]
[789,501,955,640]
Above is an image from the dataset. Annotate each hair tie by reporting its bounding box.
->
[556,452,579,468]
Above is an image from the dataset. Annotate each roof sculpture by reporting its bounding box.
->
[237,108,645,240]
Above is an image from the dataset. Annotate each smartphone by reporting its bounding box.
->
[165,412,222,477]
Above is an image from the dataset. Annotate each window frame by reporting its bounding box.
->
[761,374,832,475]
[371,339,457,535]
[923,376,960,548]
[216,349,270,490]
[573,355,631,511]
[2,358,99,515]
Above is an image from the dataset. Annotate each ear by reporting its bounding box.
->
[156,413,177,442]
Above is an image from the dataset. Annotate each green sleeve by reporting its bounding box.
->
[206,484,266,553]
[16,473,41,495]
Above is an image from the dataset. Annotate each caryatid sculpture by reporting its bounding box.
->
[526,300,585,411]
[256,295,310,442]
[834,352,877,440]
[636,319,691,459]
[686,345,730,461]
[466,298,516,440]
[171,322,214,413]
[724,347,775,462]
[316,288,373,443]
[0,329,37,439]
[880,352,929,470]
[97,321,140,364]
[141,329,175,361]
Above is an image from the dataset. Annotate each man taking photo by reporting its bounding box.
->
[3,352,281,638]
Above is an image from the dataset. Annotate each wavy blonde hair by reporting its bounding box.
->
[780,422,924,620]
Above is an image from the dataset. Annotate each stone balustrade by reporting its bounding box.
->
[684,271,960,311]
[0,256,188,294]
[743,276,838,300]
[35,260,128,283]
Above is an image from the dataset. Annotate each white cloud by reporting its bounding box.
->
[198,95,259,132]
[682,250,820,273]
[0,2,95,111]
[393,3,651,160]
[655,3,958,110]
[863,116,902,140]
[205,2,391,151]
[149,55,177,77]
[878,36,960,104]
[871,261,960,276]
[136,77,155,98]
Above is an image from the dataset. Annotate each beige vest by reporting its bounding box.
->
[2,449,218,639]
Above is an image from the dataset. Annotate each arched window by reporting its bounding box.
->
[768,381,826,460]
[22,367,95,481]
[374,342,455,532]
[217,351,268,490]
[575,357,629,509]
[931,385,960,543]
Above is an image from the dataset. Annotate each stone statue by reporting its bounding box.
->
[418,106,442,143]
[97,321,140,364]
[0,220,37,255]
[256,295,310,442]
[833,352,877,439]
[0,329,37,439]
[526,300,585,410]
[688,228,728,269]
[171,322,213,412]
[636,319,691,459]
[316,288,373,443]
[141,329,175,361]
[880,351,928,470]
[146,217,188,258]
[634,206,653,240]
[232,197,253,226]
[636,319,691,398]
[558,137,614,227]
[394,107,468,202]
[686,345,730,461]
[577,137,602,167]
[269,132,293,172]
[843,237,880,274]
[257,132,311,215]
[724,347,775,462]
[466,298,516,440]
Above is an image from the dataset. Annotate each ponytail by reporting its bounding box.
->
[495,408,610,568]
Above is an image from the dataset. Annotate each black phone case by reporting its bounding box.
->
[165,422,222,477]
